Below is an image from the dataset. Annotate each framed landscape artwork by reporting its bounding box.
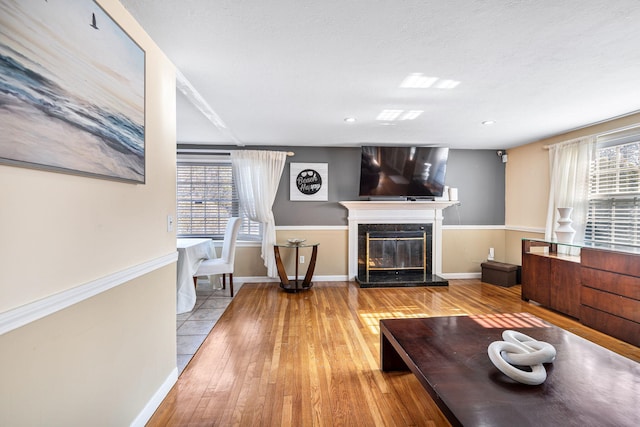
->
[290,163,328,201]
[0,0,146,183]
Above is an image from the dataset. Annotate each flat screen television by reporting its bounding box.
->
[359,146,449,199]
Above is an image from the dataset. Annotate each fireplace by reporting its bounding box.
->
[340,201,458,287]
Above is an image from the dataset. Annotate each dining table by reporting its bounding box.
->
[176,238,216,314]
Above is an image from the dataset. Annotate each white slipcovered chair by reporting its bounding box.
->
[193,217,242,297]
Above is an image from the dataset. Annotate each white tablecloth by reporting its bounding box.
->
[176,238,215,314]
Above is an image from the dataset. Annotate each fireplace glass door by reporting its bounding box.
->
[366,231,426,281]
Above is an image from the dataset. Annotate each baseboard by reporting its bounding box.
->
[130,367,178,427]
[295,275,349,282]
[210,274,482,286]
[231,275,349,284]
[204,273,490,289]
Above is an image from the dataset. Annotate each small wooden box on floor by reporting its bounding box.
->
[481,261,520,287]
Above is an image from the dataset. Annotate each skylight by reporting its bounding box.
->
[434,79,460,89]
[376,109,423,121]
[376,109,404,121]
[400,73,460,89]
[400,110,423,120]
[399,73,438,88]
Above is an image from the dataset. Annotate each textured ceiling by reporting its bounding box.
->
[120,0,640,149]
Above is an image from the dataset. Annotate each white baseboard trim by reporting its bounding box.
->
[234,274,480,284]
[440,272,482,280]
[207,275,351,288]
[130,367,178,427]
[0,252,178,336]
[233,275,350,285]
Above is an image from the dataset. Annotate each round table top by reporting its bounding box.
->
[274,242,319,248]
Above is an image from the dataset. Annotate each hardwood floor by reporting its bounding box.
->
[148,280,640,426]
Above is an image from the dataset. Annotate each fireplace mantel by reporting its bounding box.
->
[340,200,459,280]
[340,200,459,211]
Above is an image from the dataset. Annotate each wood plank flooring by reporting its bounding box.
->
[148,280,640,426]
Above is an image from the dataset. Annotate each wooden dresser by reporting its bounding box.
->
[522,239,640,347]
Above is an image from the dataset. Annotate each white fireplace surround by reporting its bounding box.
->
[340,201,459,280]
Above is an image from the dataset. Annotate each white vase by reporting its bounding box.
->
[555,207,575,243]
[448,187,458,201]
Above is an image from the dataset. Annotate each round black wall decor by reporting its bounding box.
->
[290,162,328,201]
[296,169,322,195]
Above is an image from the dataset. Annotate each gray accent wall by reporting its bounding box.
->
[268,146,504,226]
[443,149,505,225]
[182,145,505,226]
[272,147,361,225]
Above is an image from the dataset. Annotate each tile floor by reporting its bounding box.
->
[176,280,235,375]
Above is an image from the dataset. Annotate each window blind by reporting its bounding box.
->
[176,161,260,239]
[585,137,640,248]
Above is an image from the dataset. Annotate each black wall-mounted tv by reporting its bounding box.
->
[359,146,449,199]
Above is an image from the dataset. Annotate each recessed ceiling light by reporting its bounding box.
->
[482,120,496,125]
[344,117,356,123]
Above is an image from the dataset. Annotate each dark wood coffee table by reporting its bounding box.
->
[380,313,639,427]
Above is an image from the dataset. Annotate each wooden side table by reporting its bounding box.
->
[273,242,319,292]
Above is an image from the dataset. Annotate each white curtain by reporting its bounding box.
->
[545,136,595,247]
[231,150,287,277]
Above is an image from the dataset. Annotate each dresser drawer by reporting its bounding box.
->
[581,268,640,300]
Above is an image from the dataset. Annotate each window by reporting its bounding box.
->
[584,128,640,248]
[176,159,261,239]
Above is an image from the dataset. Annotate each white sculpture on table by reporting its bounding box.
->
[488,330,557,385]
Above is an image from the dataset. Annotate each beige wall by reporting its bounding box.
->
[233,229,348,278]
[442,228,505,273]
[275,228,348,277]
[234,245,270,277]
[232,227,506,278]
[0,267,176,426]
[0,0,178,424]
[505,140,549,230]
